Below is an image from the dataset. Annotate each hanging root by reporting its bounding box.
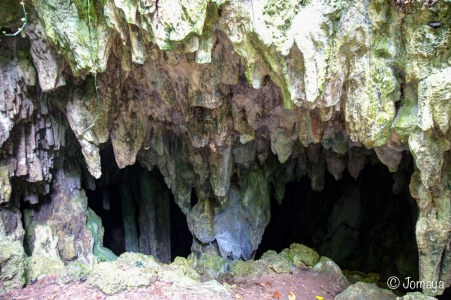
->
[2,1,27,37]
[81,0,102,136]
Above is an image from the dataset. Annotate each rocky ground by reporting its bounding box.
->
[2,0,451,297]
[1,243,435,300]
[1,270,345,300]
[0,271,436,300]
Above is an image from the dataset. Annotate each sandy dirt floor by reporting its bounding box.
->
[1,268,347,300]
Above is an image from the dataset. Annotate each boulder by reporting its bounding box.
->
[233,245,319,279]
[280,243,320,268]
[0,240,27,293]
[58,262,90,285]
[397,292,437,300]
[26,223,64,281]
[166,256,201,282]
[343,270,381,284]
[194,253,227,279]
[335,282,396,300]
[85,208,117,262]
[312,256,349,286]
[233,259,260,278]
[86,252,161,295]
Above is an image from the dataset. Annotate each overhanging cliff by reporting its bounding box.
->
[0,0,451,296]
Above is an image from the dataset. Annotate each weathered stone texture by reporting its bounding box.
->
[0,240,27,293]
[0,0,451,296]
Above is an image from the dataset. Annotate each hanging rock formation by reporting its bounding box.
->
[0,0,451,296]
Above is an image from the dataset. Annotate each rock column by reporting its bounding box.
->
[139,169,171,263]
[119,185,139,253]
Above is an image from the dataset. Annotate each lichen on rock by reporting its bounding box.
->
[86,252,161,295]
[193,253,227,279]
[86,208,117,262]
[26,223,65,281]
[335,282,397,300]
[0,240,27,293]
[0,0,451,296]
[232,244,320,278]
[280,243,320,268]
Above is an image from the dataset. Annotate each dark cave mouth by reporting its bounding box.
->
[258,150,419,292]
[83,146,193,263]
[82,144,419,293]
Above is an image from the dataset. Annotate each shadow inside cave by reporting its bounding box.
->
[256,151,420,294]
[82,144,425,295]
[83,145,193,263]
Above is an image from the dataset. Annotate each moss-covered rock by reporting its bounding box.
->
[280,243,320,268]
[232,248,301,279]
[58,262,90,285]
[26,223,65,281]
[335,282,396,300]
[86,252,161,295]
[397,292,437,300]
[232,244,320,279]
[259,250,291,274]
[167,256,201,282]
[2,0,451,296]
[0,240,26,293]
[194,253,227,279]
[85,208,117,262]
[232,259,260,278]
[343,270,381,284]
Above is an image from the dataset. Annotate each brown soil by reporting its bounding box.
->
[229,271,345,300]
[1,270,346,300]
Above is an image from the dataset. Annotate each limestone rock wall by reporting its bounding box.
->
[0,0,450,295]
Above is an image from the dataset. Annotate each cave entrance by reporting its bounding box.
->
[257,151,419,286]
[83,146,193,263]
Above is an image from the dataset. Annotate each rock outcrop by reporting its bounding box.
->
[0,0,450,296]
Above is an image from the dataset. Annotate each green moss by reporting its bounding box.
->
[232,260,258,278]
[86,253,160,295]
[86,208,117,262]
[280,243,320,268]
[232,244,320,279]
[58,262,90,284]
[263,0,300,21]
[25,223,65,281]
[170,257,201,281]
[26,256,65,282]
[0,240,26,293]
[372,37,393,58]
[195,253,226,279]
[260,250,291,274]
[343,270,380,284]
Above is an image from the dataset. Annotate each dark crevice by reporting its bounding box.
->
[83,144,193,262]
[86,181,126,256]
[171,190,195,260]
[257,151,418,293]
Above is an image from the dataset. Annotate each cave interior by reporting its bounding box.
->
[74,142,419,292]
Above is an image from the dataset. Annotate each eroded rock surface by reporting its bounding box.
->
[0,0,450,296]
[335,282,397,300]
